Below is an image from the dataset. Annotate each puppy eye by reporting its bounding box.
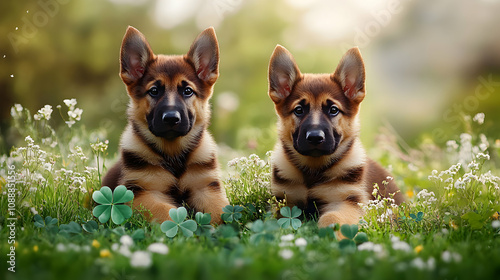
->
[329,105,340,116]
[294,105,304,116]
[183,86,194,97]
[148,86,159,97]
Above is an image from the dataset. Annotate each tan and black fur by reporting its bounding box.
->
[102,26,228,224]
[267,45,404,229]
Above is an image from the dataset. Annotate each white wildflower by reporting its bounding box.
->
[147,243,169,255]
[295,238,307,247]
[442,251,462,263]
[65,120,76,128]
[11,104,23,118]
[446,140,459,150]
[492,220,500,229]
[117,245,132,257]
[411,257,426,270]
[63,98,77,109]
[34,105,53,121]
[473,113,485,124]
[68,108,83,121]
[43,163,53,172]
[281,234,294,242]
[56,243,67,252]
[391,236,411,252]
[476,152,490,161]
[454,178,465,190]
[120,235,134,247]
[279,249,293,260]
[25,136,34,144]
[15,104,23,112]
[130,251,152,268]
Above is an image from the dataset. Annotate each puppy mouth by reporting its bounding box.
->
[149,126,190,141]
[294,146,336,157]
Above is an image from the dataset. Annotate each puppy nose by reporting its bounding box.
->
[306,130,325,145]
[162,111,181,126]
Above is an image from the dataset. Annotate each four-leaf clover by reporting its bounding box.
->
[221,205,244,223]
[92,185,134,224]
[161,207,198,238]
[278,206,302,230]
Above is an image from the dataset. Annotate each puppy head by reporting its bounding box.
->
[119,26,219,141]
[268,45,365,158]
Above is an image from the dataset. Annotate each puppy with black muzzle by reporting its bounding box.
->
[102,26,229,224]
[267,45,404,230]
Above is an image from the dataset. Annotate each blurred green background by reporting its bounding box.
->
[1,0,500,157]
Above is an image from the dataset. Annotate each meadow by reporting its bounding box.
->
[0,100,499,280]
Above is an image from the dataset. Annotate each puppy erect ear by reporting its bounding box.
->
[268,45,301,104]
[186,27,219,85]
[332,47,366,103]
[120,26,155,85]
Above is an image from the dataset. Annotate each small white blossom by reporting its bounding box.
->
[63,98,77,109]
[295,238,307,247]
[147,243,169,255]
[130,251,152,268]
[473,113,485,124]
[279,249,293,260]
[68,108,83,121]
[411,258,426,270]
[120,235,134,247]
[492,220,500,229]
[56,243,66,252]
[446,140,459,150]
[281,234,294,242]
[442,251,462,263]
[65,120,76,127]
[34,105,53,121]
[391,236,411,252]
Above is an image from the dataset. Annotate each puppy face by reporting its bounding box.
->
[119,26,219,141]
[268,46,366,158]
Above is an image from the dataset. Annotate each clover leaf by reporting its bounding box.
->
[195,212,213,236]
[249,219,280,244]
[221,205,244,223]
[410,212,424,222]
[59,221,82,237]
[340,224,358,240]
[82,220,99,233]
[338,224,369,252]
[34,215,59,234]
[92,186,134,225]
[278,206,302,230]
[34,214,58,228]
[161,207,198,238]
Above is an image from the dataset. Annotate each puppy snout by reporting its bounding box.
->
[306,130,325,145]
[162,111,181,126]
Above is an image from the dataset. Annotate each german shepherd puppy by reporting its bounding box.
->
[267,45,404,229]
[102,26,229,223]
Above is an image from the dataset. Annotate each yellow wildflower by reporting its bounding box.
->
[492,212,499,220]
[406,190,414,199]
[92,239,100,249]
[414,245,423,254]
[33,245,39,253]
[100,249,111,258]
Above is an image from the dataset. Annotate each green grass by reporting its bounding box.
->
[1,101,500,280]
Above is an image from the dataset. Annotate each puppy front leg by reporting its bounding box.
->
[132,191,178,223]
[318,202,364,239]
[189,181,229,224]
